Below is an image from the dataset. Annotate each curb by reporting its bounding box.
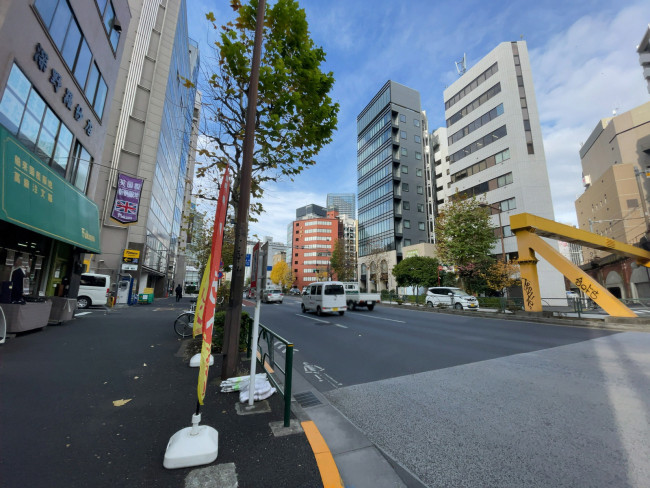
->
[301,420,344,488]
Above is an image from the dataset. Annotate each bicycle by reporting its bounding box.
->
[174,296,225,338]
[174,300,196,338]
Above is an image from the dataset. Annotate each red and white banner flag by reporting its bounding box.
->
[197,167,230,405]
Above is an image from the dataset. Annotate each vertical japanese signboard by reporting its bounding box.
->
[111,174,144,224]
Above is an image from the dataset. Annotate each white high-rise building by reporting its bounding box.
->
[440,41,564,298]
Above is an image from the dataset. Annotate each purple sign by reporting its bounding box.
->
[111,174,143,224]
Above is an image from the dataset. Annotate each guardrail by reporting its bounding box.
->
[247,323,294,427]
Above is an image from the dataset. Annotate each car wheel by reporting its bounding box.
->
[454,303,463,310]
[316,306,322,316]
[301,303,306,313]
[367,304,374,311]
[77,296,91,309]
[427,301,433,308]
[338,311,344,316]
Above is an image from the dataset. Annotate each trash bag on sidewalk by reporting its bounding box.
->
[239,379,276,403]
[220,373,267,392]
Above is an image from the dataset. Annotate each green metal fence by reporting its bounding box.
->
[247,323,294,427]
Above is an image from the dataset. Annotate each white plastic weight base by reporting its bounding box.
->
[163,413,219,469]
[189,353,214,367]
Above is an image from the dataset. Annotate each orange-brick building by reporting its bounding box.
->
[291,208,342,289]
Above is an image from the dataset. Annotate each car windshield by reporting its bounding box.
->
[324,284,344,295]
[450,288,471,297]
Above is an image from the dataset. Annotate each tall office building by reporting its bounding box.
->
[574,102,650,298]
[90,0,199,298]
[0,0,129,315]
[440,41,564,298]
[326,193,356,220]
[356,81,428,291]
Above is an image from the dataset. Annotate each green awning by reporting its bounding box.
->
[0,126,101,253]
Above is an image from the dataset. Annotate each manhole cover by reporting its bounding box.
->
[294,391,322,408]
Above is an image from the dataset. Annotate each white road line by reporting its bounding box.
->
[294,313,329,324]
[371,316,406,323]
[334,323,348,328]
[75,312,91,316]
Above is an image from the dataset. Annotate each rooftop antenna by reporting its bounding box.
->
[455,53,467,76]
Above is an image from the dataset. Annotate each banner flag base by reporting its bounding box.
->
[163,413,218,469]
[189,353,213,368]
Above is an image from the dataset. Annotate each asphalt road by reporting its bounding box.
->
[248,297,618,392]
[248,298,650,487]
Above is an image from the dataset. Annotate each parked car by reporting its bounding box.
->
[262,287,283,304]
[289,288,301,296]
[301,281,347,316]
[426,287,479,310]
[77,273,111,309]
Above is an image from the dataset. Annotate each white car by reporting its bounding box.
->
[426,287,479,310]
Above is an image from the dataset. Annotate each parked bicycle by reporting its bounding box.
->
[174,300,196,338]
[173,296,224,338]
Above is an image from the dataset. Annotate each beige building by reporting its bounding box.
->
[575,101,650,262]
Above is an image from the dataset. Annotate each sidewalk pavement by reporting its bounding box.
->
[0,297,323,487]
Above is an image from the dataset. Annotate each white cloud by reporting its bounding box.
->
[531,2,649,225]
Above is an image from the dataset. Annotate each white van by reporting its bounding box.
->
[77,273,111,309]
[301,281,347,316]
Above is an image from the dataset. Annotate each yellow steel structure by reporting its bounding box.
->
[510,213,650,318]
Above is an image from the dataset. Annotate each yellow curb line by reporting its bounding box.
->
[255,350,274,373]
[301,420,344,488]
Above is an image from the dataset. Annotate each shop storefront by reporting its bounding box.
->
[0,125,100,332]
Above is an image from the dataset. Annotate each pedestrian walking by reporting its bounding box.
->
[175,284,183,302]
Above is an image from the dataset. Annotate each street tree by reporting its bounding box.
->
[270,260,294,290]
[197,0,339,217]
[199,0,339,378]
[435,196,497,266]
[183,214,235,281]
[392,256,441,297]
[479,260,521,295]
[330,240,356,282]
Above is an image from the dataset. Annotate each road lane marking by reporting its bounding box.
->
[334,323,348,328]
[371,316,406,323]
[294,313,329,324]
[75,312,91,316]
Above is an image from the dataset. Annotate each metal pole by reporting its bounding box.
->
[248,251,263,406]
[222,0,266,379]
[284,344,294,428]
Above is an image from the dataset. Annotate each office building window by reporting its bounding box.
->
[0,64,73,177]
[403,201,410,210]
[414,119,420,127]
[400,114,406,123]
[404,220,411,229]
[96,0,122,51]
[417,203,424,212]
[415,152,422,160]
[418,222,425,231]
[416,168,422,177]
[70,141,93,192]
[400,130,407,139]
[401,147,407,156]
[417,186,423,194]
[414,135,421,143]
[34,0,108,119]
[402,183,409,192]
[404,239,411,246]
[401,165,408,174]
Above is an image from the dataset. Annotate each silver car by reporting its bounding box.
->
[262,288,283,304]
[426,287,479,310]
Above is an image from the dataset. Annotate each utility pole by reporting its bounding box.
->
[222,0,266,380]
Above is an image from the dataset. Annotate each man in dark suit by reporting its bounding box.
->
[11,257,26,303]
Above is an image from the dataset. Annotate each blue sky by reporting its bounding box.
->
[186,0,649,244]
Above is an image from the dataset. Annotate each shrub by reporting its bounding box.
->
[186,311,251,356]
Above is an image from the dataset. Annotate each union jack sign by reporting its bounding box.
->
[111,174,143,224]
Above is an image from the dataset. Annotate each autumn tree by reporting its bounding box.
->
[184,213,236,281]
[270,260,294,290]
[330,239,356,282]
[479,260,521,295]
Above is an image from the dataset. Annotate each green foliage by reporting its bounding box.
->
[435,196,497,267]
[391,256,441,289]
[199,0,339,217]
[330,239,356,282]
[187,311,251,355]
